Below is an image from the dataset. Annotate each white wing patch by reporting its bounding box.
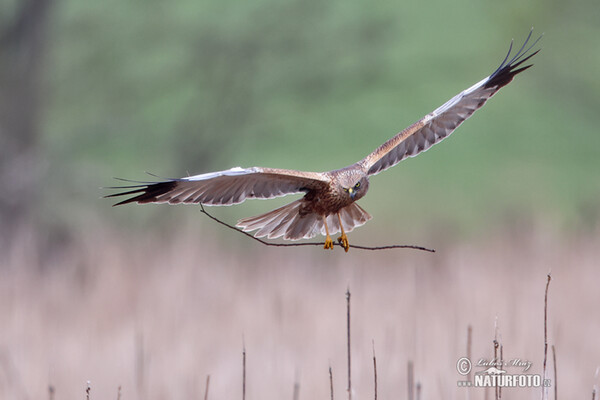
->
[185,166,260,181]
[429,76,490,118]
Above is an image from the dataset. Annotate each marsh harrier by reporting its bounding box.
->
[107,31,540,252]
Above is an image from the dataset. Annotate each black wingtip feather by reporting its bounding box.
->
[106,180,179,206]
[485,31,541,90]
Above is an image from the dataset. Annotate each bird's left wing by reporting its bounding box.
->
[361,31,541,176]
[106,167,330,206]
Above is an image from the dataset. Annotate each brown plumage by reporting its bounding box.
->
[106,32,541,251]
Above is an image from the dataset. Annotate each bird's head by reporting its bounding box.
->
[340,175,369,201]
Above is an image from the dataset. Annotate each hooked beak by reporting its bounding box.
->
[348,188,355,199]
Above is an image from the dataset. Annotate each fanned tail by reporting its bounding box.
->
[236,200,372,241]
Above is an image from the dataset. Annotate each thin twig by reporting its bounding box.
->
[86,381,91,400]
[416,382,422,400]
[543,273,552,400]
[346,288,352,400]
[372,341,378,400]
[117,386,121,400]
[204,375,210,400]
[199,205,435,252]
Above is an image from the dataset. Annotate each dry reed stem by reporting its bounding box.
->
[467,325,473,384]
[499,343,503,400]
[372,341,378,400]
[407,361,414,400]
[135,332,144,400]
[329,366,334,400]
[593,368,600,400]
[199,205,435,252]
[543,273,552,400]
[594,368,600,400]
[346,288,352,400]
[242,345,246,400]
[493,339,499,400]
[552,345,557,400]
[204,375,210,400]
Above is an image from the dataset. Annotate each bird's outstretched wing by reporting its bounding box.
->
[106,167,330,206]
[361,30,541,176]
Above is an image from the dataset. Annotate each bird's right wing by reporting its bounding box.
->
[360,30,541,176]
[106,167,330,206]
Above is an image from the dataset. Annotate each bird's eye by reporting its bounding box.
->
[354,182,361,189]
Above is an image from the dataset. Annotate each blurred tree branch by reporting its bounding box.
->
[0,0,54,236]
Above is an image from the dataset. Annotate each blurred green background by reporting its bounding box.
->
[2,0,600,244]
[2,2,600,399]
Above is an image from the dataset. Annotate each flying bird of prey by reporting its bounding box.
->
[107,31,540,252]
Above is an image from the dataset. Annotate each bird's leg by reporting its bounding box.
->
[322,215,334,250]
[336,212,350,252]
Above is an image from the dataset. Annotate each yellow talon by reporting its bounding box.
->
[324,235,334,250]
[322,215,335,250]
[337,233,349,252]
